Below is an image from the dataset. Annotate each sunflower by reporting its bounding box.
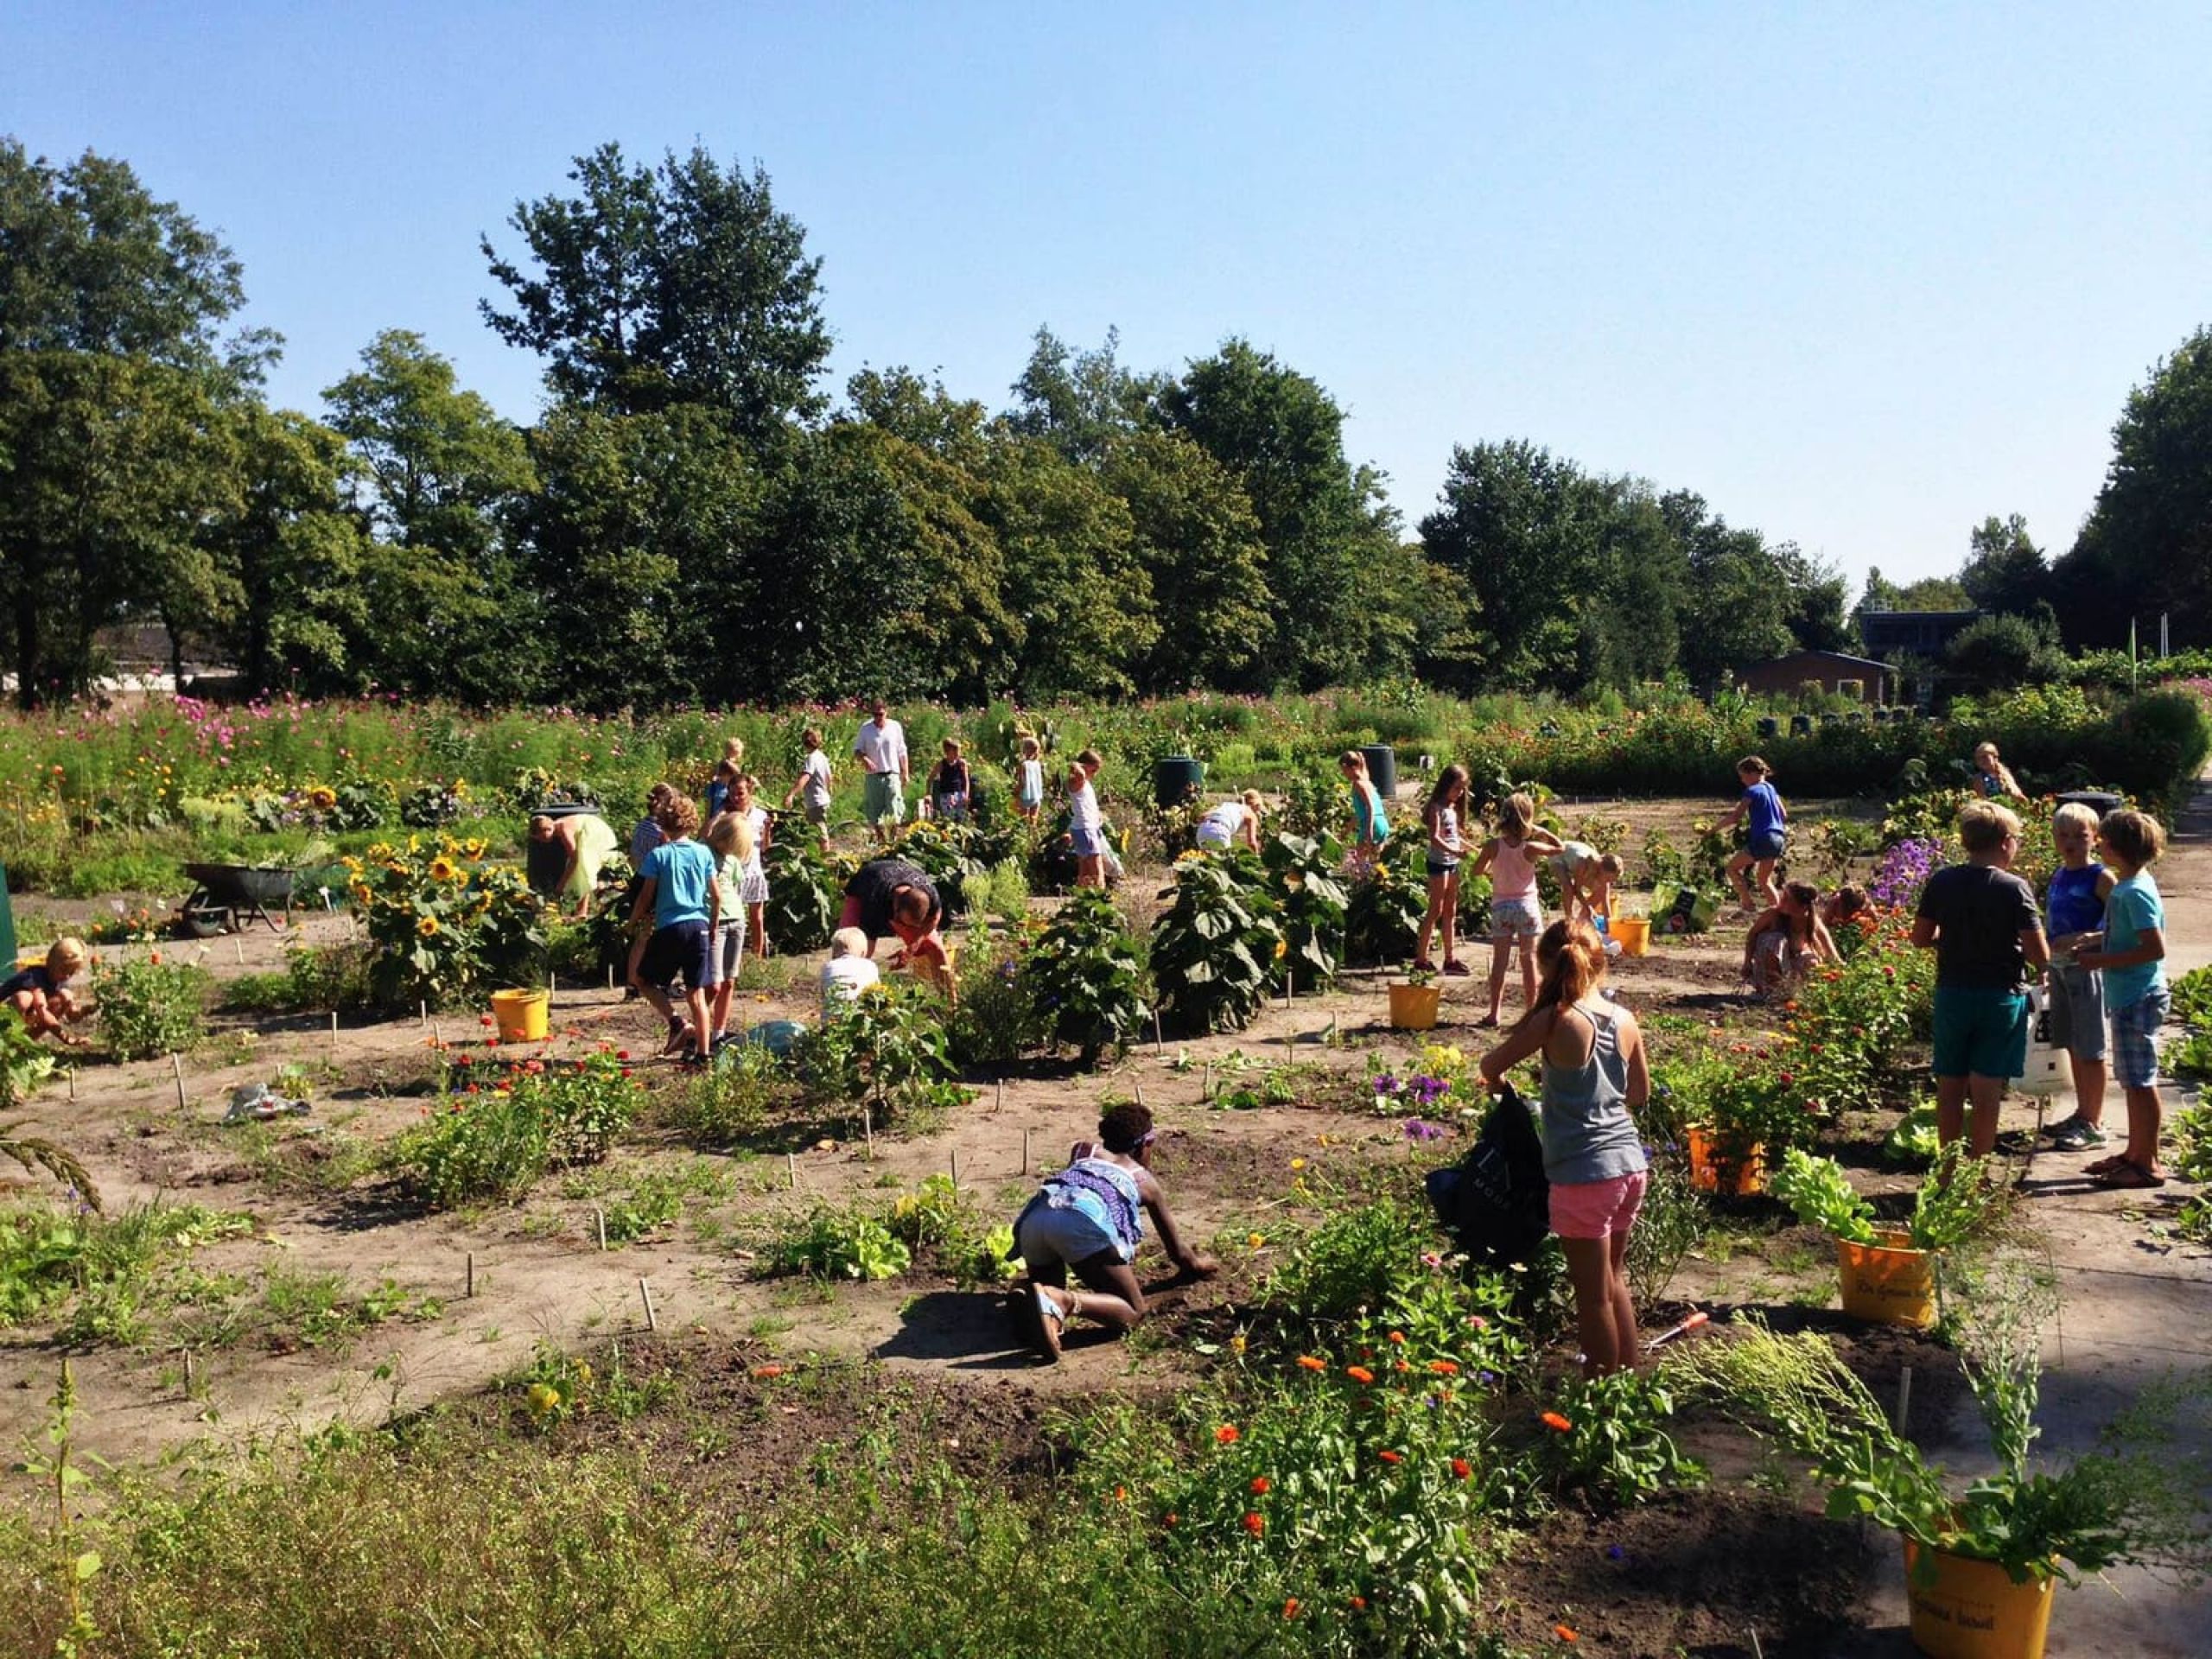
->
[308,786,337,811]
[429,856,458,882]
[417,915,442,938]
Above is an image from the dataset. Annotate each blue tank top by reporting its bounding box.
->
[2046,863,2106,939]
[1745,781,1784,839]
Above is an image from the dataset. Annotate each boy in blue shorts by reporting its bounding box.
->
[1911,800,2050,1156]
[2073,809,2171,1188]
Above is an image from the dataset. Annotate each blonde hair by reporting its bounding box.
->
[1240,789,1263,814]
[1497,791,1535,843]
[2051,802,2100,837]
[1958,800,2021,855]
[1531,919,1605,1014]
[46,938,88,979]
[656,793,702,840]
[829,927,868,960]
[942,737,962,759]
[706,810,755,863]
[2100,808,2166,868]
[721,737,746,766]
[1338,749,1368,774]
[1020,734,1040,759]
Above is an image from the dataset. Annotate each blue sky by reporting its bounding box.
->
[6,2,2207,592]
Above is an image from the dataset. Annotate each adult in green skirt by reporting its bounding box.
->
[530,812,619,916]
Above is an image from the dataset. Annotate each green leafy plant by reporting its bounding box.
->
[764,834,849,953]
[89,953,209,1060]
[1022,887,1148,1065]
[342,833,544,1011]
[800,978,960,1122]
[946,925,1049,1068]
[1536,1367,1707,1508]
[1772,1147,2010,1254]
[1262,830,1348,988]
[1,1015,60,1112]
[668,1040,798,1147]
[1150,851,1281,1036]
[396,1049,641,1207]
[766,1207,912,1281]
[1344,827,1427,965]
[1769,1148,1879,1243]
[1882,1102,1941,1166]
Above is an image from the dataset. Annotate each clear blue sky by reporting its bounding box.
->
[7,2,2208,592]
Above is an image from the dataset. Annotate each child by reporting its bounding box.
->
[624,784,677,994]
[782,726,833,847]
[705,755,740,820]
[1339,749,1389,851]
[3,938,92,1046]
[1910,801,2050,1156]
[2040,803,2113,1153]
[1548,842,1623,927]
[1415,765,1471,976]
[1478,920,1650,1378]
[1009,1101,1219,1363]
[732,773,771,960]
[702,811,754,1043]
[1971,741,2027,802]
[1742,880,1838,996]
[927,738,973,824]
[1016,734,1046,826]
[1066,748,1106,889]
[819,926,881,1015]
[2073,810,2170,1187]
[1470,791,1565,1026]
[1194,789,1265,853]
[1819,884,1870,932]
[1721,756,1787,912]
[628,792,718,1064]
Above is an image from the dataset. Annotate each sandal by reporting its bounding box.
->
[1442,959,1471,976]
[1411,957,1439,975]
[2083,1153,2131,1177]
[1011,1285,1064,1363]
[2092,1159,2166,1190]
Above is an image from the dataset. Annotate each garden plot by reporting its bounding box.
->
[3,789,2210,1659]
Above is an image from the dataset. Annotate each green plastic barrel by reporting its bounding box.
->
[1359,744,1397,800]
[1154,756,1205,808]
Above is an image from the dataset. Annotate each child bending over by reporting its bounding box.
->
[1742,880,1837,996]
[3,939,92,1046]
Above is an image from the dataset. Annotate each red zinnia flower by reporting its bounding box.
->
[1377,1449,1402,1464]
[1452,1457,1471,1480]
[1345,1365,1375,1384]
[1249,1476,1270,1495]
[1281,1599,1300,1620]
[1243,1511,1265,1535]
[1541,1411,1573,1433]
[1215,1424,1240,1445]
[1297,1355,1326,1371]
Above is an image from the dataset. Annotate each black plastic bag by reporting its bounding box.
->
[1423,1082,1550,1267]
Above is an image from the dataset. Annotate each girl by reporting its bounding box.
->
[1971,741,2027,802]
[782,727,832,847]
[731,773,771,961]
[1009,1102,1218,1363]
[2073,810,2169,1188]
[1742,880,1838,996]
[1548,842,1623,928]
[1722,756,1788,913]
[1479,920,1650,1377]
[1415,765,1471,976]
[927,738,972,824]
[3,938,92,1046]
[1339,749,1389,852]
[702,810,754,1044]
[1016,734,1046,826]
[2041,803,2114,1153]
[1470,791,1565,1025]
[1066,750,1106,889]
[1194,789,1265,853]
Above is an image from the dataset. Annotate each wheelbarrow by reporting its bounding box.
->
[179,862,295,937]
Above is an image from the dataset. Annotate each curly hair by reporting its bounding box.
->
[1097,1101,1154,1154]
[655,792,702,839]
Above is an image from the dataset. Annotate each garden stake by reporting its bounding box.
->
[1154,1011,1164,1056]
[419,1000,428,1030]
[1896,1364,1913,1433]
[66,1067,74,1102]
[995,1077,1005,1114]
[232,936,245,966]
[181,1350,194,1393]
[465,1252,474,1298]
[863,1104,874,1157]
[329,1010,339,1054]
[1134,1079,1144,1108]
[1749,1629,1764,1659]
[639,1277,658,1332]
[950,1148,960,1188]
[594,1207,607,1251]
[607,963,616,991]
[1202,1060,1212,1100]
[1022,1128,1032,1175]
[170,1052,187,1112]
[786,1152,797,1189]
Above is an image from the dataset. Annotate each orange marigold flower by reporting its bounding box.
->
[1387,1331,1406,1344]
[1429,1360,1460,1376]
[1243,1511,1265,1535]
[1282,1599,1300,1620]
[1350,1595,1368,1611]
[1376,1449,1402,1464]
[1249,1476,1271,1495]
[1215,1424,1240,1445]
[1297,1355,1326,1371]
[1541,1411,1573,1433]
[1345,1365,1376,1384]
[1114,1485,1128,1503]
[1452,1457,1471,1480]
[751,1364,785,1379]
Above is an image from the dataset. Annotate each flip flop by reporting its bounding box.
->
[1011,1285,1064,1363]
[2092,1160,2166,1190]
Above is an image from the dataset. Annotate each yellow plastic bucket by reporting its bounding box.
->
[1838,1230,1936,1328]
[1686,1126,1765,1195]
[1904,1540,2055,1659]
[1612,916,1650,957]
[16,949,45,973]
[1389,984,1442,1031]
[490,988,550,1043]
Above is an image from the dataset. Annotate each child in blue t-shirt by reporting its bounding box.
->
[2073,810,2171,1188]
[629,793,719,1064]
[1721,755,1787,912]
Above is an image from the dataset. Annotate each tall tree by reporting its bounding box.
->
[1662,493,1795,687]
[2054,327,2212,646]
[481,143,830,440]
[1006,327,1165,463]
[1959,513,2049,617]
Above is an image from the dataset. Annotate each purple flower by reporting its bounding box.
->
[1375,1073,1401,1096]
[1402,1117,1444,1143]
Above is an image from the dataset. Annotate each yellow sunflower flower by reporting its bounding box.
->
[417,916,442,938]
[429,856,457,881]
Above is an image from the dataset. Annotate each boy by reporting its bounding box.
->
[1910,801,2050,1156]
[2073,810,2171,1187]
[2039,803,2113,1153]
[1722,756,1788,912]
[783,727,833,847]
[629,793,717,1064]
[1066,747,1106,889]
[819,926,881,1014]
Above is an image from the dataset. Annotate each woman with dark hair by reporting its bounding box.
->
[1009,1102,1218,1362]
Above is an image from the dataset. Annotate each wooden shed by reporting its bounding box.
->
[1736,650,1891,703]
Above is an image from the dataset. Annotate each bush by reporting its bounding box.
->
[799,980,961,1120]
[90,954,209,1060]
[396,1050,641,1207]
[665,1043,798,1147]
[947,926,1050,1069]
[765,834,847,953]
[1149,853,1281,1036]
[219,939,374,1015]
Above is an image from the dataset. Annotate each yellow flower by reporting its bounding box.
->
[1247,1232,1266,1249]
[417,916,441,938]
[1290,1157,1306,1171]
[1273,939,1287,959]
[429,857,457,881]
[525,1383,560,1417]
[350,883,372,907]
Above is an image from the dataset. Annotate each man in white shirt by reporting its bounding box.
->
[852,699,909,844]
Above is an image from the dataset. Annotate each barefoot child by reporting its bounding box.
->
[3,938,92,1046]
[1722,756,1788,912]
[1470,791,1564,1025]
[1742,880,1837,996]
[1066,749,1106,889]
[1010,1102,1219,1363]
[1478,920,1650,1377]
[782,727,833,848]
[702,810,754,1044]
[1910,801,2050,1156]
[732,773,771,960]
[1415,765,1472,976]
[2073,810,2170,1187]
[1016,734,1046,826]
[1549,842,1623,927]
[2040,804,2113,1154]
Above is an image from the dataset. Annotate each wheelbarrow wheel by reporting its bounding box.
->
[180,889,231,938]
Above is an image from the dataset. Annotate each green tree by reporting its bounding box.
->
[1959,513,2049,618]
[1161,340,1399,689]
[1006,327,1164,463]
[2056,327,2212,646]
[482,143,830,439]
[1945,613,2063,690]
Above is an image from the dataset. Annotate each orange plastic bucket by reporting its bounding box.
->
[1611,916,1650,957]
[1687,1126,1765,1195]
[1904,1540,2055,1659]
[1838,1230,1936,1328]
[1389,984,1442,1030]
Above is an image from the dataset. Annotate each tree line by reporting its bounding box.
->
[3,137,2204,710]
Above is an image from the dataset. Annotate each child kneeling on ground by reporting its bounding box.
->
[3,939,92,1046]
[1010,1102,1217,1363]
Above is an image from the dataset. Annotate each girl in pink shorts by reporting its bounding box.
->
[1478,918,1651,1376]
